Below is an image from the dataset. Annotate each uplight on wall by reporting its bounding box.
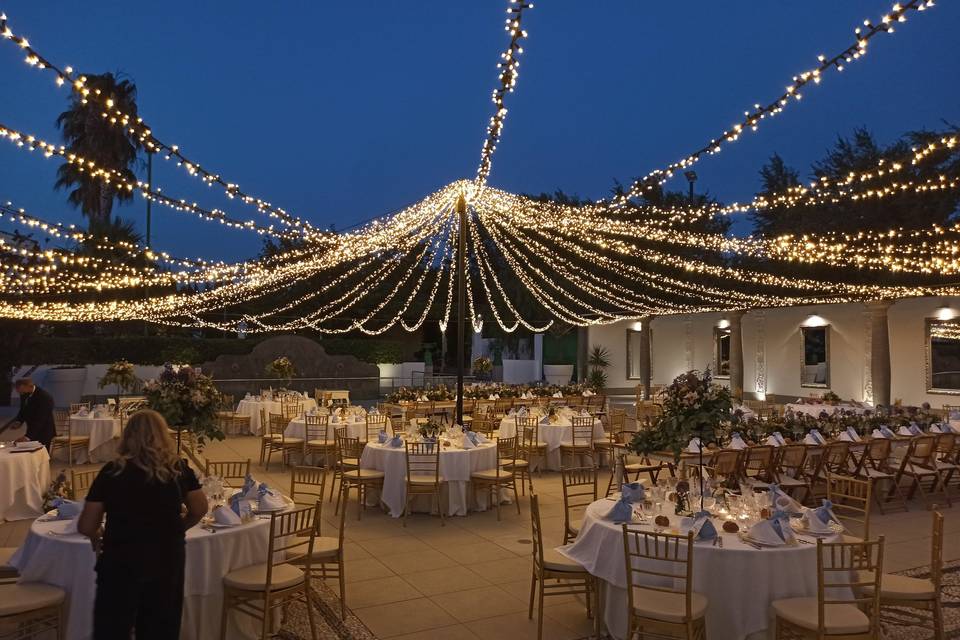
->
[631,321,643,331]
[717,318,730,329]
[936,305,955,321]
[802,314,827,327]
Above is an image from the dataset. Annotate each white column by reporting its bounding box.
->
[533,333,544,382]
[867,301,892,407]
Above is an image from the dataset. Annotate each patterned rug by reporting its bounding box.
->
[881,559,959,639]
[277,580,376,640]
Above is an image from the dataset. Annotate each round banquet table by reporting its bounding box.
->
[360,440,500,517]
[235,396,318,435]
[785,402,869,417]
[9,513,273,640]
[0,445,50,522]
[559,500,834,640]
[66,415,122,463]
[498,412,605,471]
[284,415,368,441]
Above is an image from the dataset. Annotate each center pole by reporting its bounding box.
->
[455,193,467,427]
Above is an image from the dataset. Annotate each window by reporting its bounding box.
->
[626,329,643,380]
[926,319,960,394]
[800,325,830,388]
[714,327,731,378]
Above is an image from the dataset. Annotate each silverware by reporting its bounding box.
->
[718,536,723,548]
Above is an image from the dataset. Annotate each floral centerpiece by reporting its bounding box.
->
[417,419,442,440]
[42,471,71,512]
[144,364,223,448]
[264,356,296,387]
[98,359,140,407]
[472,356,493,381]
[821,390,842,404]
[628,369,734,461]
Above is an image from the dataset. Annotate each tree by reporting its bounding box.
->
[55,73,142,225]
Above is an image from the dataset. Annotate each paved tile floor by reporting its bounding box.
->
[2,434,958,639]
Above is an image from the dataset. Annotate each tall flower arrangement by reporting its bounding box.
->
[264,356,296,386]
[98,359,139,406]
[628,370,734,460]
[144,364,223,447]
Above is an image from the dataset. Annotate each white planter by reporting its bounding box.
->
[543,364,574,385]
[43,367,87,408]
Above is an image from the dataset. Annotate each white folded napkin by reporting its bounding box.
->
[728,434,747,450]
[745,519,786,546]
[765,435,782,447]
[800,508,835,534]
[687,437,703,453]
[213,505,242,526]
[15,440,43,449]
[257,485,287,511]
[845,427,861,442]
[897,426,913,437]
[803,433,820,445]
[461,434,476,449]
[838,431,853,442]
[552,392,562,398]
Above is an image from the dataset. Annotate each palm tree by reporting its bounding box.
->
[55,73,142,225]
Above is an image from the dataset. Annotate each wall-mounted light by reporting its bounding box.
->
[717,319,730,329]
[755,392,767,402]
[802,314,827,327]
[631,321,643,332]
[936,305,955,321]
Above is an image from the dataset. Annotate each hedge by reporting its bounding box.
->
[21,335,417,366]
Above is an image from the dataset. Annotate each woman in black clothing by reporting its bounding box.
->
[78,409,208,640]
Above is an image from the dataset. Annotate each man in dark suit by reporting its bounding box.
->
[11,378,56,449]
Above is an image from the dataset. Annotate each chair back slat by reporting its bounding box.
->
[70,468,99,499]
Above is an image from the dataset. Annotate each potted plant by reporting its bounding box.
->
[586,345,611,392]
[472,356,493,381]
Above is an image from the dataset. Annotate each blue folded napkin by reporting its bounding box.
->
[813,499,838,525]
[809,429,826,444]
[241,472,257,497]
[230,492,243,516]
[845,426,860,441]
[691,511,717,541]
[768,483,802,515]
[620,482,646,503]
[388,434,403,448]
[51,497,82,520]
[605,497,634,523]
[768,510,793,542]
[908,423,922,436]
[879,425,896,438]
[466,430,480,446]
[377,431,388,444]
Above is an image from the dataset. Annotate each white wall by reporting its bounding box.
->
[589,296,960,406]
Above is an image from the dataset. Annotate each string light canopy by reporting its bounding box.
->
[0,0,956,331]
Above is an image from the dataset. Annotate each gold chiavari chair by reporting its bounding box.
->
[220,505,319,640]
[364,414,389,442]
[281,401,302,421]
[528,495,598,640]
[471,412,497,439]
[892,435,951,508]
[290,466,327,506]
[826,473,872,543]
[622,528,707,640]
[258,408,278,465]
[771,538,883,640]
[471,435,521,521]
[69,402,90,415]
[560,416,596,469]
[493,398,513,418]
[404,442,444,527]
[857,438,906,513]
[304,414,334,468]
[288,495,348,620]
[264,412,304,472]
[69,468,99,500]
[205,459,251,488]
[594,408,625,466]
[51,409,89,467]
[517,416,547,471]
[335,433,384,520]
[866,511,944,640]
[217,410,252,436]
[0,582,66,638]
[561,466,597,544]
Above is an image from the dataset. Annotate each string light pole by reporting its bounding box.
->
[455,192,468,427]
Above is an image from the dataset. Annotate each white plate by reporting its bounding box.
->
[209,521,241,529]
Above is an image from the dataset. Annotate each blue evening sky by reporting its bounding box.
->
[0,1,957,261]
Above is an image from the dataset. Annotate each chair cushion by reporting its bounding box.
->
[631,586,708,624]
[472,468,514,481]
[863,468,892,478]
[542,548,587,572]
[279,437,304,445]
[501,459,529,469]
[306,440,334,448]
[408,474,438,485]
[287,537,342,561]
[342,469,385,480]
[0,583,66,616]
[223,562,304,591]
[861,573,936,600]
[770,597,870,634]
[339,458,360,468]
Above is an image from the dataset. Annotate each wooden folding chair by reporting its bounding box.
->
[856,438,907,513]
[529,495,598,640]
[772,444,810,502]
[69,468,99,500]
[622,528,707,640]
[893,435,951,508]
[220,505,319,640]
[771,538,883,640]
[740,445,776,486]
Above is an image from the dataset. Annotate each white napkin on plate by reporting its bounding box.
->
[746,519,788,547]
[803,433,820,445]
[728,434,747,450]
[552,392,563,398]
[800,508,835,534]
[257,485,287,511]
[461,434,476,450]
[213,505,241,526]
[897,426,913,437]
[687,437,703,453]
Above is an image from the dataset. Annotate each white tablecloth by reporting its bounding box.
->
[67,415,122,463]
[236,397,318,435]
[360,441,499,517]
[284,416,369,442]
[0,446,50,522]
[785,402,869,417]
[10,514,272,640]
[559,500,830,640]
[498,413,605,470]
